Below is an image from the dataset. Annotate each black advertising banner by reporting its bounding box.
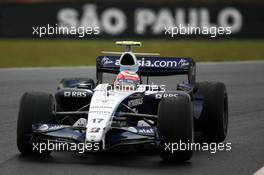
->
[0,2,263,39]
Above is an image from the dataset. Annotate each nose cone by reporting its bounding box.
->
[85,84,136,143]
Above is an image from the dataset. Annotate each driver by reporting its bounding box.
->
[114,70,140,91]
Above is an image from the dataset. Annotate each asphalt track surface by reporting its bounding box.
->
[0,61,263,175]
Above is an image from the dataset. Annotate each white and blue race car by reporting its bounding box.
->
[17,41,228,162]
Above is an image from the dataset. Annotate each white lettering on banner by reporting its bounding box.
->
[135,8,156,34]
[80,4,100,29]
[58,4,125,35]
[135,8,242,34]
[57,8,79,28]
[57,4,243,35]
[101,8,126,35]
[218,7,242,33]
[200,8,216,28]
[152,9,175,34]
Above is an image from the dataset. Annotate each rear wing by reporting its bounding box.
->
[96,56,196,84]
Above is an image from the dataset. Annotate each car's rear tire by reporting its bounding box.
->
[56,78,95,112]
[17,92,54,156]
[58,78,95,90]
[197,82,228,143]
[158,95,193,162]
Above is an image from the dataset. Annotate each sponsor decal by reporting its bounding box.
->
[90,106,113,109]
[48,125,64,130]
[128,98,143,107]
[89,111,111,115]
[90,127,100,133]
[178,59,190,67]
[38,124,49,131]
[155,93,178,99]
[64,91,87,97]
[130,93,143,98]
[137,128,154,135]
[91,118,104,123]
[73,118,87,127]
[114,57,190,68]
[95,99,115,103]
[127,127,138,133]
[89,135,97,140]
[101,56,114,65]
[37,124,63,132]
[137,120,151,127]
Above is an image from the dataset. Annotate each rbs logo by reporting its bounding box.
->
[64,91,87,98]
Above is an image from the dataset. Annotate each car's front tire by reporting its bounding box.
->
[17,92,54,156]
[158,94,193,162]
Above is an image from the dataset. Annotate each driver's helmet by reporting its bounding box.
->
[114,70,140,90]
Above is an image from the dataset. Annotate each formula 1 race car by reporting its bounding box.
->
[17,41,228,162]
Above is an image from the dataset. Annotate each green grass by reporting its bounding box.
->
[0,39,264,68]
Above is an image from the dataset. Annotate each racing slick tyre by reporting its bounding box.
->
[197,82,228,143]
[57,78,95,90]
[158,95,193,162]
[17,92,54,156]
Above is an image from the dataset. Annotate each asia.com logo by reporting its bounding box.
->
[163,140,232,154]
[113,58,190,68]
